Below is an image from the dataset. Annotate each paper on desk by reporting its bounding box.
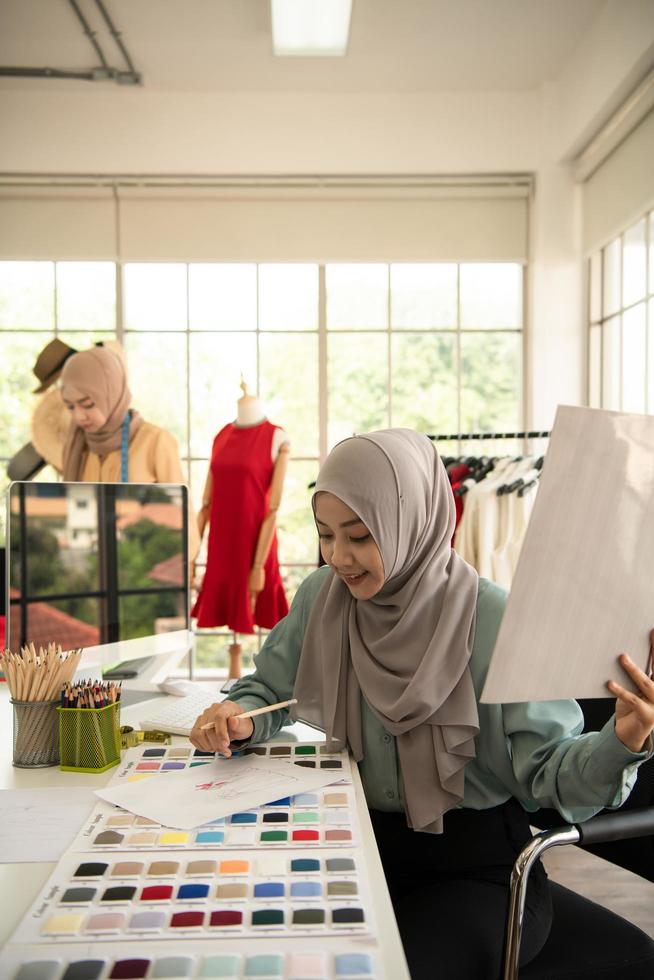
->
[0,787,96,863]
[95,755,342,829]
[481,405,654,703]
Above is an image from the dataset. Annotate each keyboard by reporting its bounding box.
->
[139,689,222,736]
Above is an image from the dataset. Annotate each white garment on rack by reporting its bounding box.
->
[475,458,527,580]
[454,458,513,569]
[455,458,539,587]
[490,491,515,589]
[507,480,539,578]
[491,466,540,588]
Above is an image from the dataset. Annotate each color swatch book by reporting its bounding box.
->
[2,939,381,979]
[71,785,358,853]
[9,848,373,946]
[2,740,389,980]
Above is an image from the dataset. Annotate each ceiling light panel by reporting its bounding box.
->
[271,0,353,57]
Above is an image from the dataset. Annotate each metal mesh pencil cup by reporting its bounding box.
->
[11,698,60,768]
[57,702,121,772]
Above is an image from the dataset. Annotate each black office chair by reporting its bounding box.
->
[503,807,654,980]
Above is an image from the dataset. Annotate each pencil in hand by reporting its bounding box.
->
[200,698,298,731]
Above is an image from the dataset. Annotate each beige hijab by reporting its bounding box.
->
[293,429,480,834]
[60,347,142,480]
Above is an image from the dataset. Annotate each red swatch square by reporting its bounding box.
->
[292,829,320,841]
[109,960,150,979]
[140,885,173,901]
[170,910,205,928]
[210,910,243,927]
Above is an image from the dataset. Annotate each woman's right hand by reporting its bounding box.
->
[190,700,254,756]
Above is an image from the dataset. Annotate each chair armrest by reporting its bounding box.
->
[503,806,654,980]
[574,806,654,845]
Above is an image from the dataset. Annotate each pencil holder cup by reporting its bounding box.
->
[57,702,121,773]
[11,698,60,768]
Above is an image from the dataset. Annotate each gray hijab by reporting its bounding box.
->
[292,429,479,834]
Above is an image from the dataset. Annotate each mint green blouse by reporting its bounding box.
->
[228,566,649,822]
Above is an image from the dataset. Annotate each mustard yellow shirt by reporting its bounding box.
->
[79,421,199,559]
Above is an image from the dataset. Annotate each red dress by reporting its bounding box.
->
[192,421,289,633]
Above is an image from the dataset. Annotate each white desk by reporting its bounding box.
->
[0,682,409,979]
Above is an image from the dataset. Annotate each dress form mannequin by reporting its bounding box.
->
[236,385,265,425]
[234,382,289,461]
[194,382,290,678]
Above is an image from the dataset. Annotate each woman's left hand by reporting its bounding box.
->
[608,629,654,753]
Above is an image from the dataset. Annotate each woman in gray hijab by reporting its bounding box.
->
[192,428,654,979]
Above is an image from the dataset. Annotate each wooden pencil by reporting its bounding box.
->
[200,698,298,730]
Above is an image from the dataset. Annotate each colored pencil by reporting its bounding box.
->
[0,644,82,702]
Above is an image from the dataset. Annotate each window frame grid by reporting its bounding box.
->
[2,258,526,669]
[587,211,653,412]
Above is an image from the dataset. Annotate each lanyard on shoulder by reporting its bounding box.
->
[120,411,131,483]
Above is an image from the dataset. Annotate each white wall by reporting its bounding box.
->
[528,86,583,428]
[0,89,540,175]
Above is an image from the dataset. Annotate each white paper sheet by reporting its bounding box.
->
[0,787,96,862]
[95,754,344,828]
[481,405,654,703]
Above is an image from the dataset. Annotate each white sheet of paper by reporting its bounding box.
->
[95,754,343,828]
[481,405,654,703]
[0,787,96,863]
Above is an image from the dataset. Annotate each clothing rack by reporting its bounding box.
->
[426,430,550,441]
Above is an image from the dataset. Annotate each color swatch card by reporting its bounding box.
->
[109,743,351,784]
[96,755,347,830]
[70,786,357,852]
[2,939,382,979]
[10,848,373,946]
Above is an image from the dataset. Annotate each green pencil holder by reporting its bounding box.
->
[57,702,121,773]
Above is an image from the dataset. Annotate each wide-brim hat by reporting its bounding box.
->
[30,388,71,472]
[7,442,46,481]
[32,338,77,393]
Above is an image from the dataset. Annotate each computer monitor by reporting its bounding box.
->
[6,482,189,651]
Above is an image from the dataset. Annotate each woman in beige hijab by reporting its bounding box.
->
[192,428,654,979]
[60,345,200,560]
[60,345,185,486]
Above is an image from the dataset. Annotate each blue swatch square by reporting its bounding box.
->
[293,793,319,806]
[253,881,285,898]
[195,831,224,844]
[177,883,210,900]
[335,953,373,975]
[231,812,257,824]
[290,858,321,873]
[290,881,322,898]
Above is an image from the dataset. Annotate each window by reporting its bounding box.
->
[1,259,524,667]
[587,213,653,413]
